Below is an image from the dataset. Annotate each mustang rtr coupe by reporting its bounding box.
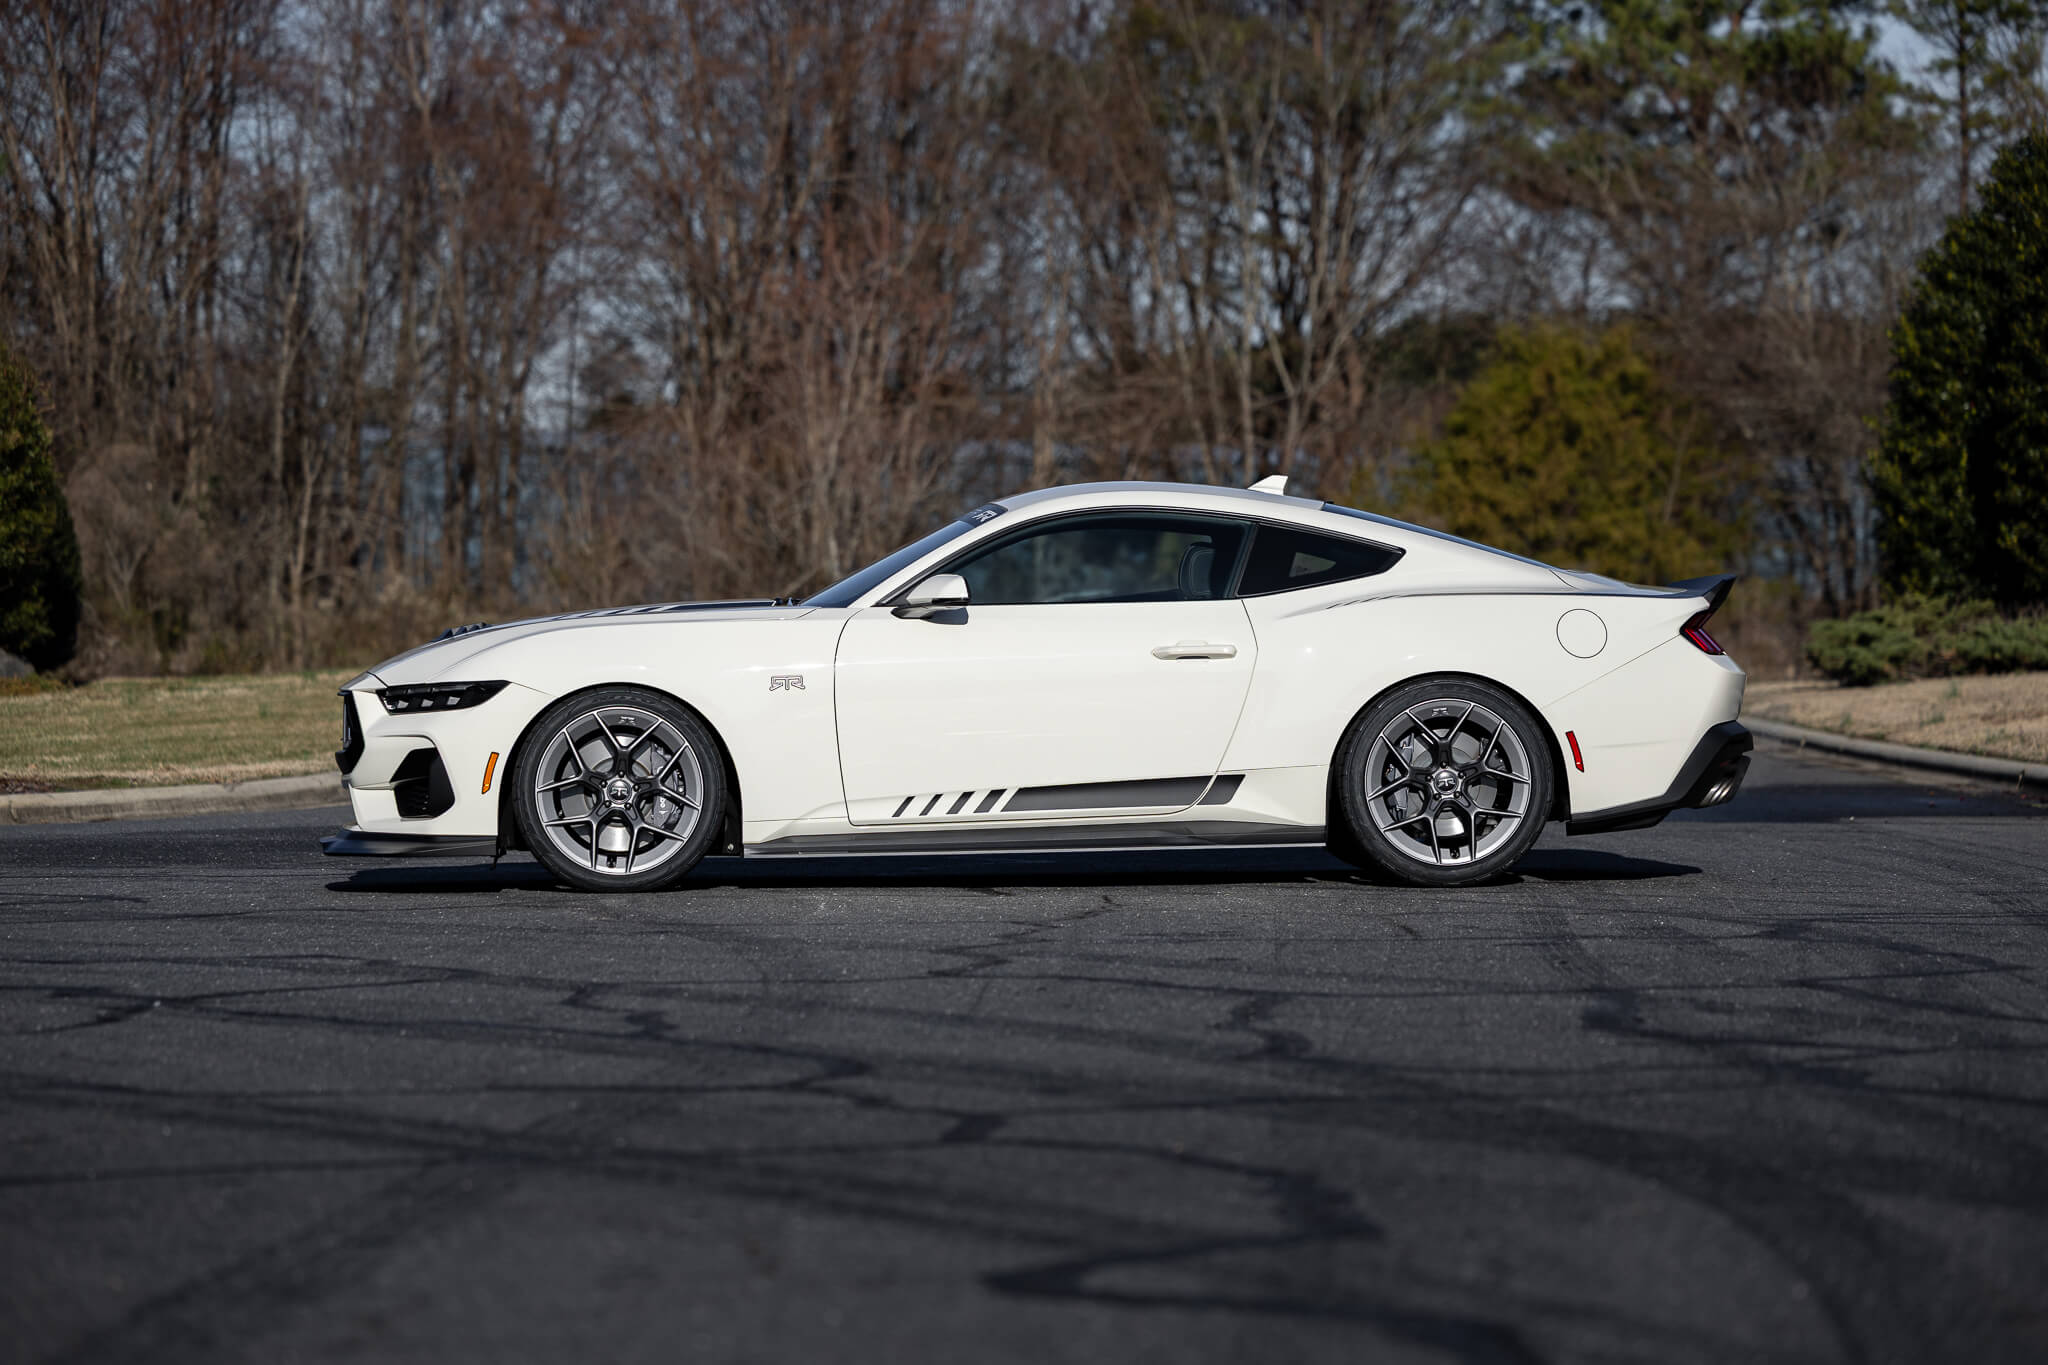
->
[322,478,1750,889]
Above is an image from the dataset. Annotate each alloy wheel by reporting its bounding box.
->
[1360,697,1534,866]
[530,704,706,876]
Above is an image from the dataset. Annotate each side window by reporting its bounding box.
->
[950,515,1249,605]
[1236,525,1402,596]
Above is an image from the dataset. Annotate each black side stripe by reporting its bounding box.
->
[974,790,1004,814]
[947,792,972,815]
[1002,776,1238,814]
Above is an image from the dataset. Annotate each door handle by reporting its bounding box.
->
[1151,641,1238,660]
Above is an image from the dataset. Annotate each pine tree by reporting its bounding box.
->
[1872,133,2048,606]
[0,346,82,671]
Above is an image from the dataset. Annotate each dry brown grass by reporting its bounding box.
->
[9,664,2042,793]
[0,671,350,790]
[1745,672,2048,763]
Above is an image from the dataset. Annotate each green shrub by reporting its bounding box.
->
[1806,596,2048,685]
[1952,617,2048,674]
[0,347,82,672]
[1806,610,1923,686]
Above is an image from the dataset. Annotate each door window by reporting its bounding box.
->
[948,515,1249,605]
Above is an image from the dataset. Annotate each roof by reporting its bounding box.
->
[989,479,1574,588]
[995,479,1326,515]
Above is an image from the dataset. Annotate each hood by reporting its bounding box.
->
[362,598,817,686]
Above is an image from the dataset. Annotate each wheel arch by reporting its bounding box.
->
[1323,670,1572,830]
[494,682,744,857]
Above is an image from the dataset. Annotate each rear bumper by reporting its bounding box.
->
[1565,721,1752,836]
[320,828,497,858]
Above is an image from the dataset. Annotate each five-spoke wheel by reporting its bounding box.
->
[1333,678,1553,886]
[512,688,727,891]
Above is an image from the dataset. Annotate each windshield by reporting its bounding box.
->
[802,505,1005,607]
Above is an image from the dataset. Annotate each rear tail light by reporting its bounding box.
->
[1680,610,1724,655]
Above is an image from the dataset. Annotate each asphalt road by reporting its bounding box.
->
[3,740,2046,1364]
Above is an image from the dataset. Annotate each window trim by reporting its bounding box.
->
[881,506,1401,607]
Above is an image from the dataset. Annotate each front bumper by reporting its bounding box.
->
[332,679,552,844]
[1565,721,1752,836]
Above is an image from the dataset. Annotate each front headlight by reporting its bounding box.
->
[377,680,509,714]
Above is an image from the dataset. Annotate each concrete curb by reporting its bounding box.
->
[1746,716,2048,789]
[4,772,345,825]
[9,718,2039,824]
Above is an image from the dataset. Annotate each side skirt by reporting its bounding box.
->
[746,820,1326,858]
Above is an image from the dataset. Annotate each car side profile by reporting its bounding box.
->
[322,478,1751,889]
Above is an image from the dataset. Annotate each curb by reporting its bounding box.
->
[10,720,2039,823]
[1746,716,2048,789]
[4,772,346,826]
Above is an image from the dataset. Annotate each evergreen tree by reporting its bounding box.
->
[1872,133,2048,606]
[0,346,82,671]
[1406,323,1743,584]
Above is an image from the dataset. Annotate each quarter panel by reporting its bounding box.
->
[1226,587,1740,817]
[1226,591,1622,774]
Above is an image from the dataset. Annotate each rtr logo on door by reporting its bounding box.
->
[768,674,806,692]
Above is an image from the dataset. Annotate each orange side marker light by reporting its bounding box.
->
[482,750,500,794]
[1565,730,1585,772]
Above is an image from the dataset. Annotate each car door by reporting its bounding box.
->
[833,512,1258,825]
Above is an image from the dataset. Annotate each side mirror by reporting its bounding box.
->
[894,572,970,619]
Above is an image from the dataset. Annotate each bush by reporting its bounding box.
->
[0,348,81,672]
[1872,134,2048,607]
[1806,596,2048,685]
[1405,322,1745,584]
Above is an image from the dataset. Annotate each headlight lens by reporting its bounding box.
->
[377,680,509,714]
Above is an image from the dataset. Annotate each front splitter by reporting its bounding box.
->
[320,827,497,858]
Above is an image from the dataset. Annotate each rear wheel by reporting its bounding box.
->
[512,687,727,892]
[1332,678,1553,887]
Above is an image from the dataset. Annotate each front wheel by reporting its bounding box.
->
[1331,678,1554,887]
[511,687,728,892]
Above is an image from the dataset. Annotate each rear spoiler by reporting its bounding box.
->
[1668,574,1737,612]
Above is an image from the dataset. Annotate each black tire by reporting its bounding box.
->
[1331,677,1553,887]
[511,687,728,893]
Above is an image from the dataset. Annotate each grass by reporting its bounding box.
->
[0,670,351,792]
[1745,671,2048,764]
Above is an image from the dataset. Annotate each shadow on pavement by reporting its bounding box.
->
[325,844,1698,895]
[1675,779,2043,824]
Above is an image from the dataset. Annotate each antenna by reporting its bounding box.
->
[1248,474,1289,496]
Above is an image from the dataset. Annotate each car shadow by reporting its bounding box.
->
[324,844,1697,895]
[1673,779,2044,823]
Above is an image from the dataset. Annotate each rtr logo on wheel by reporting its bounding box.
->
[768,674,806,692]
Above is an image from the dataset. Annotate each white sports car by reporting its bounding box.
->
[322,479,1750,889]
